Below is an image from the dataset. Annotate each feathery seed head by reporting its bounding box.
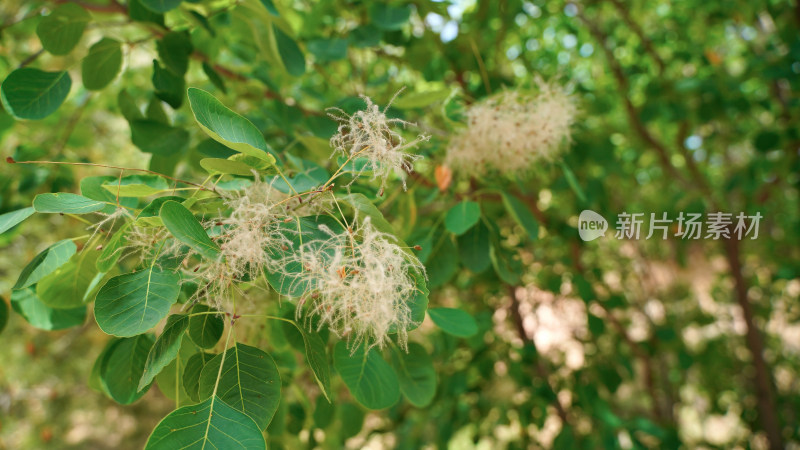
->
[445,79,575,177]
[293,217,425,351]
[328,92,428,192]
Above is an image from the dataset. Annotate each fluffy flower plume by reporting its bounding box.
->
[329,92,429,192]
[211,178,292,281]
[445,80,576,176]
[292,217,425,351]
[186,177,302,310]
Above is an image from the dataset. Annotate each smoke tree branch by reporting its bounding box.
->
[576,4,784,447]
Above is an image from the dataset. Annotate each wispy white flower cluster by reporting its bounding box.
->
[292,217,425,351]
[212,179,292,279]
[445,80,576,176]
[188,177,297,310]
[106,94,433,348]
[329,93,429,193]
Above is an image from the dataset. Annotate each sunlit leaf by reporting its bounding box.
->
[101,174,170,197]
[187,88,273,161]
[14,239,76,289]
[33,193,106,214]
[0,207,35,235]
[37,246,102,308]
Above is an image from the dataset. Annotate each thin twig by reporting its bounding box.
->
[18,49,44,69]
[507,285,571,427]
[8,159,216,192]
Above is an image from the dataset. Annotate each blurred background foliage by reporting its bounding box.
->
[0,0,798,448]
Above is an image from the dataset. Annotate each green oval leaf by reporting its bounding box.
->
[130,119,190,155]
[100,334,155,404]
[14,239,77,290]
[428,307,478,338]
[200,157,259,176]
[445,200,480,235]
[457,221,491,273]
[187,304,224,349]
[187,88,272,161]
[198,343,282,429]
[338,402,365,438]
[154,338,195,405]
[139,0,183,13]
[82,38,123,90]
[118,89,144,121]
[129,0,165,24]
[145,396,266,450]
[33,193,106,214]
[183,352,214,402]
[501,193,539,241]
[37,246,102,309]
[312,395,335,428]
[390,342,437,407]
[139,314,189,391]
[560,161,586,203]
[135,196,184,227]
[159,200,220,259]
[333,341,400,410]
[157,31,193,76]
[307,38,348,63]
[101,174,170,197]
[80,175,138,213]
[426,233,458,289]
[36,3,90,55]
[489,243,522,285]
[90,338,118,396]
[9,287,86,331]
[96,223,131,272]
[339,193,395,234]
[152,60,184,108]
[273,25,305,76]
[0,207,35,235]
[1,69,72,120]
[370,4,411,30]
[94,267,181,337]
[289,321,331,401]
[201,62,227,94]
[392,89,452,109]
